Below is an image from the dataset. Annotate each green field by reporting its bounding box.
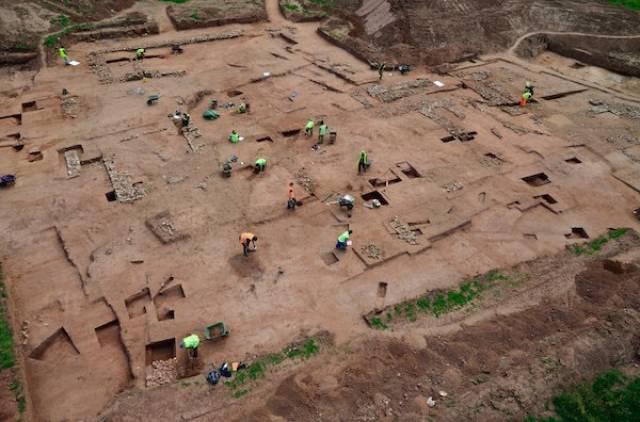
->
[608,0,640,10]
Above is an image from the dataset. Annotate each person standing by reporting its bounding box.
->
[136,48,145,60]
[287,182,297,209]
[358,150,370,174]
[318,121,328,144]
[239,232,258,257]
[378,62,386,80]
[59,46,69,65]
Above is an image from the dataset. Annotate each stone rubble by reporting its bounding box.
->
[103,156,145,202]
[390,217,418,245]
[361,243,385,260]
[145,358,177,388]
[367,78,433,103]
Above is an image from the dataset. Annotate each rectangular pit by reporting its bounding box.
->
[145,338,176,365]
[227,89,243,98]
[0,113,22,127]
[105,191,117,202]
[369,176,401,187]
[154,284,185,321]
[125,287,151,319]
[361,191,389,205]
[21,101,38,113]
[565,157,582,164]
[281,128,301,137]
[565,227,589,239]
[95,320,121,347]
[522,172,550,187]
[534,194,558,204]
[377,282,388,298]
[256,135,274,143]
[106,57,131,64]
[396,161,422,179]
[321,251,339,266]
[29,327,80,361]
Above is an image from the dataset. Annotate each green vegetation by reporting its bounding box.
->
[608,0,640,10]
[189,9,200,20]
[224,338,321,395]
[9,378,26,414]
[43,22,96,47]
[284,2,302,12]
[369,270,510,329]
[572,228,628,256]
[0,264,15,369]
[50,14,71,28]
[371,317,388,330]
[525,369,640,421]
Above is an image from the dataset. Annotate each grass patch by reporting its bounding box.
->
[43,21,96,48]
[370,317,388,330]
[9,378,25,414]
[572,228,628,256]
[189,9,200,20]
[50,14,71,28]
[224,338,321,394]
[608,0,640,10]
[0,264,16,369]
[284,2,302,12]
[369,269,510,328]
[526,369,640,421]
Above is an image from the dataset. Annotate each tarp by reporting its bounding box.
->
[203,109,220,120]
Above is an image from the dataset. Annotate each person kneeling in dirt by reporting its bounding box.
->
[240,232,258,257]
[358,150,370,174]
[336,229,353,250]
[339,194,355,211]
[136,48,145,61]
[399,64,411,75]
[236,102,250,114]
[520,81,534,106]
[254,158,267,173]
[181,113,191,128]
[180,333,200,359]
[229,129,240,144]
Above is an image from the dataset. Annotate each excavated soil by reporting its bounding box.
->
[319,0,640,66]
[167,0,267,30]
[2,0,640,420]
[96,233,640,421]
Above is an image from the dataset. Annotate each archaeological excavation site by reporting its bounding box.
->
[2,0,640,420]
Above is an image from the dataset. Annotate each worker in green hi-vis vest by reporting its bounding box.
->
[318,121,328,144]
[305,119,315,137]
[229,130,240,144]
[180,333,200,359]
[336,229,352,250]
[254,158,267,173]
[358,150,370,174]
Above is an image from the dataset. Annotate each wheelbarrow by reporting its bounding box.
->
[147,94,160,106]
[204,322,229,340]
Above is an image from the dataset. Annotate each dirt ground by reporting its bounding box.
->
[1,0,640,420]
